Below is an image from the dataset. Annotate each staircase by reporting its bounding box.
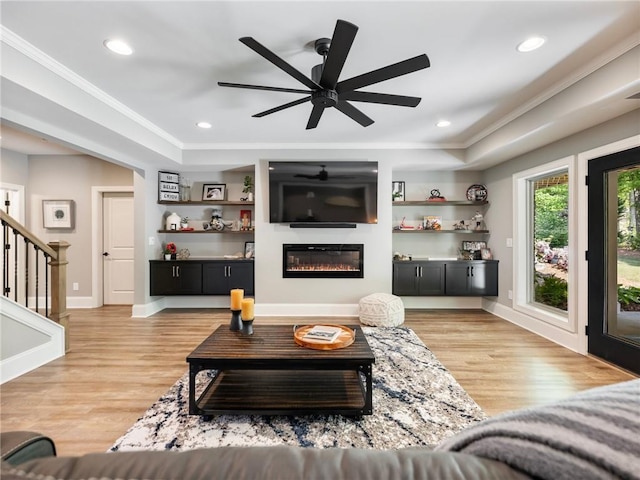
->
[1,210,69,384]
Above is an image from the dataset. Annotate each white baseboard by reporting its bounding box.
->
[257,303,360,317]
[485,300,582,354]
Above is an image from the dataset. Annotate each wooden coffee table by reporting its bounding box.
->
[186,324,375,416]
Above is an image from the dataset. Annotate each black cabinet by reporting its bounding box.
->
[203,262,254,295]
[150,260,254,296]
[393,261,445,296]
[150,261,202,296]
[392,260,498,297]
[444,261,498,296]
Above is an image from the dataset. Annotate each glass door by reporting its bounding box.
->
[588,146,640,374]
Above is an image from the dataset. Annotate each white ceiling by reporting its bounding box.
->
[0,1,639,166]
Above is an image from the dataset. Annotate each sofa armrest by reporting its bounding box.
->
[1,431,56,465]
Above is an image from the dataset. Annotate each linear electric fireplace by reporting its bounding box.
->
[283,244,364,279]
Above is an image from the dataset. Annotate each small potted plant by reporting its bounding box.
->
[242,175,254,202]
[164,242,177,260]
[180,216,189,229]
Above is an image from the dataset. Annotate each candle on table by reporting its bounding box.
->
[241,298,254,320]
[230,288,244,310]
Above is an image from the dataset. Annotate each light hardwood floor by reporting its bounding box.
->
[1,307,636,456]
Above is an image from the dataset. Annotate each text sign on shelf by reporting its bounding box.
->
[159,171,180,202]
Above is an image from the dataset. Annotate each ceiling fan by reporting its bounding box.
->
[218,19,430,130]
[294,165,353,181]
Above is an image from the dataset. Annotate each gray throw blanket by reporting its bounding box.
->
[436,379,640,480]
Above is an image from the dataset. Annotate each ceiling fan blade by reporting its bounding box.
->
[336,54,430,94]
[334,101,374,127]
[218,82,311,95]
[240,37,320,90]
[306,105,325,130]
[340,91,421,107]
[319,19,358,90]
[252,96,311,118]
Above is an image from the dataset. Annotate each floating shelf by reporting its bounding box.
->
[158,229,254,234]
[158,200,254,206]
[392,200,488,206]
[392,229,489,234]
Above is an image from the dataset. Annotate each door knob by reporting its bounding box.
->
[103,252,110,256]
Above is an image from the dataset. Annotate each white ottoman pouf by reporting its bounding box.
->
[358,293,405,327]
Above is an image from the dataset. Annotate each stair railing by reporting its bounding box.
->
[1,210,70,350]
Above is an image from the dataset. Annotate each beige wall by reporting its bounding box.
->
[26,155,133,298]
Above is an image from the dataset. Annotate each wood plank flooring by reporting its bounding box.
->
[1,307,636,456]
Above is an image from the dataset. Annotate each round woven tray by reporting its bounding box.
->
[293,324,355,350]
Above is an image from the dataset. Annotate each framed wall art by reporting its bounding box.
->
[158,171,180,202]
[203,183,226,201]
[240,209,252,230]
[43,200,75,229]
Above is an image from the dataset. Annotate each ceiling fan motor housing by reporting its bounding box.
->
[311,89,338,108]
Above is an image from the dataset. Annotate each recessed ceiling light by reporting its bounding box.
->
[104,39,133,56]
[517,36,546,53]
[196,121,212,129]
[436,120,451,128]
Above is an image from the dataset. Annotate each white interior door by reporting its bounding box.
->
[103,193,134,304]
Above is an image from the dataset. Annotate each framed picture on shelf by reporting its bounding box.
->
[392,181,405,201]
[461,240,487,251]
[244,241,255,259]
[158,171,180,202]
[480,248,493,260]
[240,209,252,230]
[43,200,74,229]
[423,215,442,230]
[202,183,226,201]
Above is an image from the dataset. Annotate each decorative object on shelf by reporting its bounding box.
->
[461,240,486,260]
[42,199,75,229]
[179,177,191,201]
[427,189,446,202]
[466,184,488,201]
[392,181,405,201]
[241,175,254,202]
[177,248,190,260]
[164,242,177,260]
[211,218,225,231]
[481,248,493,260]
[453,219,468,230]
[471,211,485,230]
[159,171,180,202]
[211,206,223,219]
[203,183,226,201]
[393,252,412,261]
[398,217,415,230]
[240,209,252,230]
[180,216,189,229]
[423,215,442,230]
[165,212,181,230]
[245,241,255,259]
[241,297,255,335]
[230,288,244,331]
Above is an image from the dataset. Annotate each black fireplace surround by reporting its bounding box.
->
[283,244,364,279]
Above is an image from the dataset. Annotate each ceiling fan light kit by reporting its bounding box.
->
[218,19,430,130]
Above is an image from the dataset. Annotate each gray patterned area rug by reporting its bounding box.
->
[110,327,485,451]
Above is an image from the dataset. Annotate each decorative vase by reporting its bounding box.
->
[164,254,171,260]
[247,192,254,202]
[166,212,181,231]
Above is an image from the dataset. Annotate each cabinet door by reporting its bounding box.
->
[468,262,498,296]
[444,263,473,296]
[393,262,420,296]
[418,262,445,295]
[150,262,202,295]
[202,263,229,295]
[228,262,254,295]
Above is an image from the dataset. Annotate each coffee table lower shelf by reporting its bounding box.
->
[194,369,370,416]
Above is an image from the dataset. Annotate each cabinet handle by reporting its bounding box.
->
[470,266,474,277]
[176,266,180,277]
[415,266,419,278]
[420,266,423,277]
[172,266,176,277]
[228,266,232,277]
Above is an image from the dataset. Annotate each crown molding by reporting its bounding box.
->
[0,26,184,150]
[181,142,465,151]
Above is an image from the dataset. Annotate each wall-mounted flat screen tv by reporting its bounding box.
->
[268,161,378,224]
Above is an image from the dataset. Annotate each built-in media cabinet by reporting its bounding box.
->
[150,259,254,296]
[393,260,498,297]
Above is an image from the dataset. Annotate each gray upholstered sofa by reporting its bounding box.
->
[2,379,639,480]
